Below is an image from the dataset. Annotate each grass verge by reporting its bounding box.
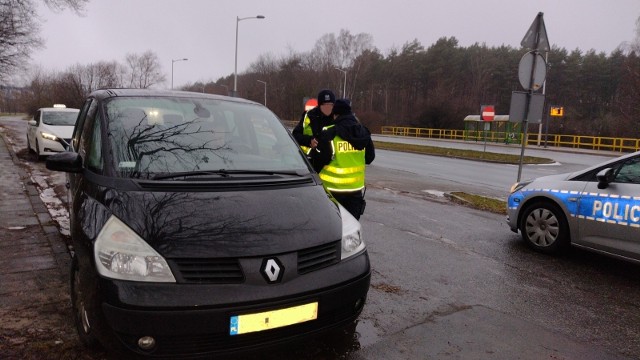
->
[446,192,507,215]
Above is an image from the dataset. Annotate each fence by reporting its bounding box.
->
[379,126,640,153]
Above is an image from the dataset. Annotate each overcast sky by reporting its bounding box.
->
[30,0,639,89]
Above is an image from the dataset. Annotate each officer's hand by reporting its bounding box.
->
[310,138,318,148]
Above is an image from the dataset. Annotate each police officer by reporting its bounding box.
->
[315,98,375,219]
[292,89,335,172]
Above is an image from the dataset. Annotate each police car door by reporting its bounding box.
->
[576,155,640,261]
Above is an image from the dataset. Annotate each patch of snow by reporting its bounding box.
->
[422,190,446,197]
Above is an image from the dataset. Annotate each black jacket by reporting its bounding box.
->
[291,107,333,148]
[313,113,375,173]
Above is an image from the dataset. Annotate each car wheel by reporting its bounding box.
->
[70,256,100,348]
[27,136,34,154]
[520,201,570,254]
[35,139,44,161]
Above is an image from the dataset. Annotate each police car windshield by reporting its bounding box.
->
[104,96,309,178]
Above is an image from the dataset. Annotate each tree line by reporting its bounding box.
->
[2,0,639,138]
[185,28,640,138]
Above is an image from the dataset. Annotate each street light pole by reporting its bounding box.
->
[335,67,347,98]
[257,80,267,106]
[234,15,265,97]
[171,58,188,90]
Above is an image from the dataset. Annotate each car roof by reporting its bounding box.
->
[87,88,261,106]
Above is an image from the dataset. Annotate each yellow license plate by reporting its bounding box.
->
[229,302,318,336]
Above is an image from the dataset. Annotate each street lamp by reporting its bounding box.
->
[257,80,267,106]
[335,67,347,98]
[234,15,265,97]
[171,58,188,90]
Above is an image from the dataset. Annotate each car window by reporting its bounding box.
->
[34,111,41,125]
[103,96,308,178]
[614,157,640,184]
[86,112,103,173]
[72,99,96,151]
[77,102,99,163]
[42,111,78,126]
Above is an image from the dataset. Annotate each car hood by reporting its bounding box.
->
[103,184,343,258]
[523,172,574,185]
[41,124,74,138]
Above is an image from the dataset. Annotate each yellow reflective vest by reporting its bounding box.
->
[319,125,366,192]
[299,112,313,155]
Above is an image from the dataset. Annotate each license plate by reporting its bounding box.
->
[229,302,318,336]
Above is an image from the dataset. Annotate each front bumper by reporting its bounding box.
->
[39,136,70,155]
[506,193,523,233]
[99,251,370,357]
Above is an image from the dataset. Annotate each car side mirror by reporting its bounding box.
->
[596,168,615,189]
[28,120,37,126]
[46,152,83,173]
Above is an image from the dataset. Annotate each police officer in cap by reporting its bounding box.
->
[292,89,335,171]
[315,98,375,219]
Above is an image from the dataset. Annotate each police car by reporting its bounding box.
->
[507,150,640,263]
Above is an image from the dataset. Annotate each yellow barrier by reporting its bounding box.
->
[380,126,640,153]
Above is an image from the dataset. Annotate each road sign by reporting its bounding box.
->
[550,106,564,117]
[481,105,495,121]
[515,12,550,183]
[521,12,550,52]
[304,98,317,111]
[509,91,545,124]
[518,52,546,91]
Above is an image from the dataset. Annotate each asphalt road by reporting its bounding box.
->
[1,115,638,359]
[371,134,619,199]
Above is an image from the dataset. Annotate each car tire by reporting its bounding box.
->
[35,139,44,161]
[27,137,34,154]
[70,256,100,349]
[520,201,570,254]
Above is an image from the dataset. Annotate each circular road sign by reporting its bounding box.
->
[518,52,546,91]
[305,98,318,111]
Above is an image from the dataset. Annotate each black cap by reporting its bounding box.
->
[332,98,352,116]
[317,89,336,105]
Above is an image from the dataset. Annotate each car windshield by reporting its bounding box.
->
[104,96,309,179]
[42,111,78,126]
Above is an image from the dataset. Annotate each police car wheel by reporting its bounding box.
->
[520,201,570,254]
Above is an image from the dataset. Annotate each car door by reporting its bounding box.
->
[576,155,640,261]
[67,99,98,210]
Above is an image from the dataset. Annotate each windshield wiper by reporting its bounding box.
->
[151,169,306,180]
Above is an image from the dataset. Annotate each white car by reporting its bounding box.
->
[27,105,80,160]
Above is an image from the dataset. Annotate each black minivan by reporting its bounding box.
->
[46,89,370,357]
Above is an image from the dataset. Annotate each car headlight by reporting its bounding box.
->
[509,180,533,194]
[94,215,176,282]
[340,205,366,260]
[40,132,58,141]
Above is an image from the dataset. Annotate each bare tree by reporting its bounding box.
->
[0,0,43,80]
[41,0,86,12]
[0,0,88,81]
[124,50,166,89]
[80,61,122,91]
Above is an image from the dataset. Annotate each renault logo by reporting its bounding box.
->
[261,258,284,283]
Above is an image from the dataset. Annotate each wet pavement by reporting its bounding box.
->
[0,132,94,358]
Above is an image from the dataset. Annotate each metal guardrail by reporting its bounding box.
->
[380,126,640,153]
